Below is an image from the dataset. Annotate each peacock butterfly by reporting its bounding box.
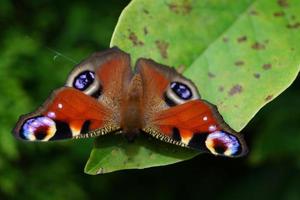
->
[13,47,248,157]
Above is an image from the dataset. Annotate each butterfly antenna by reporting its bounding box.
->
[47,47,78,64]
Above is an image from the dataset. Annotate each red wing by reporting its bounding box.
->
[146,100,247,157]
[13,88,118,141]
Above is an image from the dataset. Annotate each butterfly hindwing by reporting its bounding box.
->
[14,88,118,141]
[14,47,132,141]
[138,58,248,157]
[149,100,247,157]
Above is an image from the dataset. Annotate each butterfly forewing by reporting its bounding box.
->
[14,48,132,141]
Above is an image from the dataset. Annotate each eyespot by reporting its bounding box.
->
[170,82,192,100]
[20,116,56,141]
[205,131,242,157]
[164,80,196,106]
[73,71,95,91]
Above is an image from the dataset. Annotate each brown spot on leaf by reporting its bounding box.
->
[155,40,169,59]
[208,72,215,78]
[291,15,296,20]
[253,73,261,79]
[287,22,300,29]
[263,63,272,70]
[228,84,243,96]
[277,0,289,7]
[218,86,224,92]
[143,9,149,14]
[252,42,265,50]
[249,10,258,16]
[265,95,273,101]
[167,0,192,15]
[128,31,144,46]
[274,11,285,17]
[235,60,245,66]
[223,37,229,43]
[144,27,148,35]
[237,36,247,43]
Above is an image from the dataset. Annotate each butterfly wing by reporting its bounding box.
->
[14,47,132,141]
[137,59,248,157]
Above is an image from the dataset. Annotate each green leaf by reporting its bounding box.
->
[84,135,195,174]
[85,0,300,174]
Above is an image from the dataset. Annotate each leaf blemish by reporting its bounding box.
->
[265,95,273,101]
[263,63,272,70]
[237,36,247,43]
[208,72,216,78]
[128,30,144,46]
[249,10,258,16]
[253,73,261,79]
[167,0,192,15]
[252,42,265,50]
[218,86,224,92]
[143,27,148,35]
[287,22,300,29]
[235,60,245,66]
[228,84,243,96]
[223,37,229,43]
[155,40,169,59]
[143,9,149,14]
[274,11,285,17]
[277,0,289,8]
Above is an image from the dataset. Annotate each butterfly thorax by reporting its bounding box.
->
[120,74,144,141]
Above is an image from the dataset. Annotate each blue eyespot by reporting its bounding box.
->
[205,131,241,156]
[20,116,56,141]
[73,71,95,91]
[170,82,192,100]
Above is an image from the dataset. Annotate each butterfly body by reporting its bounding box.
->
[14,47,248,157]
[120,74,144,141]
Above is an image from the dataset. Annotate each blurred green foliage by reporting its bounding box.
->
[0,0,300,199]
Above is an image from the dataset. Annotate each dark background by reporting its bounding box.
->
[1,0,300,199]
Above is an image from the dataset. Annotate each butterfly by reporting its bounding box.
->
[13,47,248,157]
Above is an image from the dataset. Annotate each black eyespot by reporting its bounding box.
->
[73,71,95,91]
[170,82,192,100]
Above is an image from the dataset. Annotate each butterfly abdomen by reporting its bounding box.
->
[120,74,145,141]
